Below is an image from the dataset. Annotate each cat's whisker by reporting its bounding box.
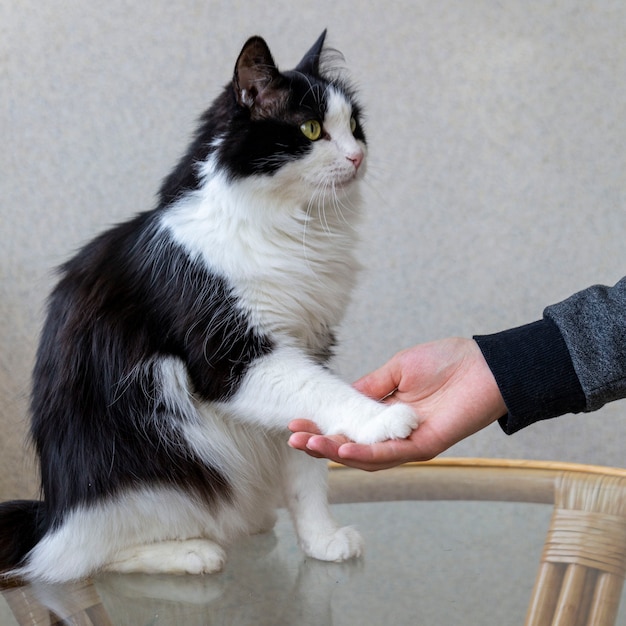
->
[294,71,324,107]
[316,181,336,237]
[329,186,352,230]
[334,196,359,235]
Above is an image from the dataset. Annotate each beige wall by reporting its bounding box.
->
[1,1,625,499]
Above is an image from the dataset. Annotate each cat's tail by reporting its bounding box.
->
[0,500,47,579]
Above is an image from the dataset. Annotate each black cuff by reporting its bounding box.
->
[474,318,586,434]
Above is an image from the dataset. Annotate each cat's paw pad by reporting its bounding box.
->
[356,403,418,444]
[302,526,363,562]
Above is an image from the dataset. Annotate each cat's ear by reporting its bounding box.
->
[295,29,327,76]
[234,36,285,118]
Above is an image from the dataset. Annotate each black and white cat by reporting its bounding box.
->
[0,31,417,583]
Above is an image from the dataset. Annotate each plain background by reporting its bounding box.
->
[1,1,625,499]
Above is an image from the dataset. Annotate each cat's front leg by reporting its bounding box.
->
[225,346,418,444]
[283,449,363,562]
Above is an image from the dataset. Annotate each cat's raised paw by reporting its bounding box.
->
[355,403,418,445]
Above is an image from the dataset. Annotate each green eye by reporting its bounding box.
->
[350,116,357,133]
[300,119,322,141]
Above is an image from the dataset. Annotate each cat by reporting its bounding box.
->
[0,30,417,584]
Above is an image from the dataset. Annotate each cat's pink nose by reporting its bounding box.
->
[347,151,364,171]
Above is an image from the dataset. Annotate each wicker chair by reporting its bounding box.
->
[328,459,626,626]
[525,472,626,626]
[0,579,112,626]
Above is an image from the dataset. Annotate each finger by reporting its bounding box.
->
[336,439,418,469]
[302,435,345,461]
[353,360,401,401]
[287,432,329,459]
[288,431,314,450]
[302,436,421,471]
[288,432,349,454]
[288,419,322,435]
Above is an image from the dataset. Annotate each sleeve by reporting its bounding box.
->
[473,277,626,434]
[474,318,586,434]
[544,277,626,412]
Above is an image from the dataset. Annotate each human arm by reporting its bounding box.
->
[289,278,626,470]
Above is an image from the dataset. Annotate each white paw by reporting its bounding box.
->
[108,539,227,576]
[352,403,419,445]
[301,526,363,562]
[181,540,226,575]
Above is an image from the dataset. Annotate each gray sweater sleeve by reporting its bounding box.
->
[474,278,626,434]
[545,277,626,412]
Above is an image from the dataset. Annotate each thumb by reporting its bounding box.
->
[353,359,401,401]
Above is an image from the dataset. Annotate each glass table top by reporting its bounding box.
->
[1,460,625,625]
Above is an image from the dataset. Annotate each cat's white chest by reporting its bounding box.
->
[232,213,358,346]
[161,176,360,348]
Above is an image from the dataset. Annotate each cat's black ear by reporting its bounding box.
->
[295,29,327,76]
[234,36,285,118]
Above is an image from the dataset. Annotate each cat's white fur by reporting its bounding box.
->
[18,88,417,583]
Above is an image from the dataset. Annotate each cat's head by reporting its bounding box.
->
[209,31,366,199]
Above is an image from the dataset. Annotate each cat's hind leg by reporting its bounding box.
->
[283,450,363,562]
[106,538,226,575]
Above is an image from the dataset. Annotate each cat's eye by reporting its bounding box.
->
[350,116,357,134]
[300,119,322,141]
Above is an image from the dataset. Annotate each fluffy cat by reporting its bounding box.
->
[0,31,417,583]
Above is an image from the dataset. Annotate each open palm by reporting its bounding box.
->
[288,338,506,471]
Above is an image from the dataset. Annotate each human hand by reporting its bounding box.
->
[288,338,507,471]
